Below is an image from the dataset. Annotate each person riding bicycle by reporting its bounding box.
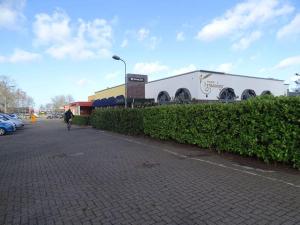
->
[64,109,74,125]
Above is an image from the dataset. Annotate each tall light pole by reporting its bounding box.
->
[112,55,127,108]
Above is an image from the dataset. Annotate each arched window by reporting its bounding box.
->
[241,89,256,100]
[157,91,171,104]
[116,95,125,105]
[219,88,236,101]
[174,88,191,103]
[261,90,272,96]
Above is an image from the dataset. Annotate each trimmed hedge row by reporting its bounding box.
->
[90,96,300,168]
[72,116,90,126]
[90,108,144,135]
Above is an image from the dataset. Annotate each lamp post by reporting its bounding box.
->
[112,55,127,108]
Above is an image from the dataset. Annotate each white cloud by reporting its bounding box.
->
[133,62,169,74]
[105,71,120,81]
[123,28,161,50]
[0,56,5,63]
[232,30,262,50]
[121,39,128,48]
[217,63,233,73]
[148,36,161,50]
[137,28,150,41]
[0,49,41,63]
[0,0,26,30]
[33,10,113,60]
[172,64,197,75]
[133,63,198,76]
[275,55,300,69]
[76,78,90,87]
[197,0,294,41]
[33,10,71,45]
[277,14,300,39]
[258,67,269,73]
[250,53,260,61]
[176,32,185,41]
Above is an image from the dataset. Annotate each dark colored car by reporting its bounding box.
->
[46,114,54,119]
[0,122,15,136]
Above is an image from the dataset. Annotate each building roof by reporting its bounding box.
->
[146,70,284,84]
[95,84,124,94]
[288,91,300,96]
[69,102,93,107]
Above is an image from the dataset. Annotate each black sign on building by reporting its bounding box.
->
[126,74,148,99]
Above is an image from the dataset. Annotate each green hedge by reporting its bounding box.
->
[90,96,300,168]
[72,116,90,126]
[90,108,144,135]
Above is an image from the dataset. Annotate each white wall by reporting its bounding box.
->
[146,72,199,101]
[145,71,286,102]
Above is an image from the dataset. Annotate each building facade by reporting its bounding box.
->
[88,84,125,102]
[88,74,148,103]
[64,102,92,116]
[145,70,287,103]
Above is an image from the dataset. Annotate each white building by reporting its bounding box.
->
[145,70,288,103]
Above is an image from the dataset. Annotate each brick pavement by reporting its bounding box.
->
[0,120,299,225]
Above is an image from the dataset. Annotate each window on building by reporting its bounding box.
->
[157,91,171,104]
[174,88,191,103]
[241,89,256,100]
[219,88,236,102]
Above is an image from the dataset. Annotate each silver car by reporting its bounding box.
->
[0,114,24,128]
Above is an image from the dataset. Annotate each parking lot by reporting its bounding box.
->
[0,120,300,225]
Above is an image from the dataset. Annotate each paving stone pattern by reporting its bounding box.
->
[0,120,300,225]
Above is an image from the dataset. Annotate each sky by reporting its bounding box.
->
[0,0,300,107]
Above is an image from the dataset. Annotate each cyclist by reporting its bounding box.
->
[64,109,74,131]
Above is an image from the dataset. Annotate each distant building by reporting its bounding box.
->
[64,102,93,116]
[288,91,300,96]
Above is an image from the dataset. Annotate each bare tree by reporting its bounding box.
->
[45,103,53,112]
[295,73,300,92]
[51,95,74,112]
[0,75,35,113]
[66,95,74,104]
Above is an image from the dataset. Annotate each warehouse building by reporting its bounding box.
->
[145,70,288,103]
[88,70,288,107]
[89,74,150,107]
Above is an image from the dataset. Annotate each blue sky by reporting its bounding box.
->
[0,0,300,107]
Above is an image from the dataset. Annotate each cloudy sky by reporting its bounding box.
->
[0,0,300,106]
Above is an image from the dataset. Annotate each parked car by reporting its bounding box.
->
[8,113,21,120]
[46,114,53,119]
[0,118,17,131]
[0,122,15,136]
[0,114,24,128]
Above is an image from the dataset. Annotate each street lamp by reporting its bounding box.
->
[112,55,127,108]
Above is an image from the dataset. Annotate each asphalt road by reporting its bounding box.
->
[0,119,300,225]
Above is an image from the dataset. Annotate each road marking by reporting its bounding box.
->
[100,131,300,188]
[231,163,275,173]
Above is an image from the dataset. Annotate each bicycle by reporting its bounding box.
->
[67,119,72,131]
